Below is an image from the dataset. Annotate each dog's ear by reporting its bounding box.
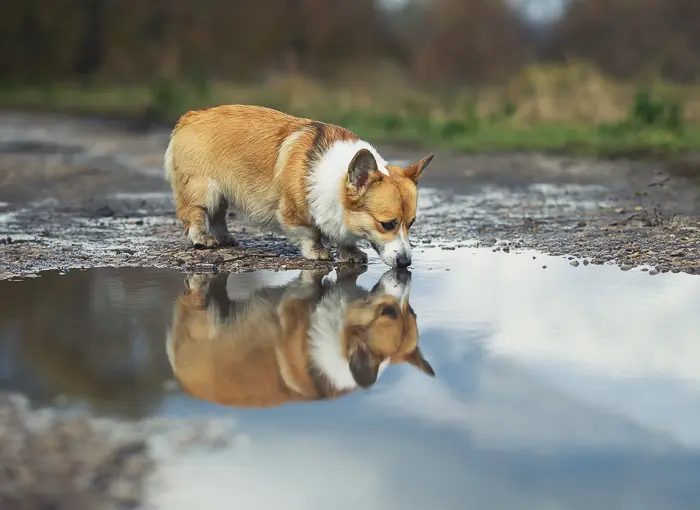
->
[348,149,382,192]
[347,326,384,388]
[404,347,435,377]
[403,153,434,183]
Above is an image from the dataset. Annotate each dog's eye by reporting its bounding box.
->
[381,306,398,319]
[407,218,415,229]
[380,219,398,231]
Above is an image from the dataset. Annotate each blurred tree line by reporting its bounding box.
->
[1,0,699,87]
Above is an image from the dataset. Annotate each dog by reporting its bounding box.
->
[165,267,434,408]
[164,105,434,268]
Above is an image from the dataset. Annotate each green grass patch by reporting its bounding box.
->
[1,82,699,160]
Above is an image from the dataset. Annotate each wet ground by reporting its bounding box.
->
[1,112,700,279]
[2,248,700,509]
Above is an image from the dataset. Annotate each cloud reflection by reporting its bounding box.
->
[363,248,700,449]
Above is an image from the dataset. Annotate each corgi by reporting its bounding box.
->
[165,267,434,408]
[164,105,434,268]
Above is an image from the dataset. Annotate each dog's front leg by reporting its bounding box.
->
[338,242,368,264]
[280,223,332,261]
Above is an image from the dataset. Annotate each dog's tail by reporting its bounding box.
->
[164,130,176,183]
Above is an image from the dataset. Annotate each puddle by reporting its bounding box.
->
[2,248,700,509]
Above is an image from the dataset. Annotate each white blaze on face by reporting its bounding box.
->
[378,227,412,268]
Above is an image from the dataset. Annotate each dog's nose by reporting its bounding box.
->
[396,254,411,269]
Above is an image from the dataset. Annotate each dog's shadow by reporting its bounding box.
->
[166,265,434,409]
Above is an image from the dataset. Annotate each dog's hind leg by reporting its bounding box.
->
[178,204,217,248]
[209,196,237,246]
[176,179,237,249]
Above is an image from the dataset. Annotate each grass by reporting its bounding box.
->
[2,62,700,159]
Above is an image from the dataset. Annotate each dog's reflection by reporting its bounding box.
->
[166,267,434,408]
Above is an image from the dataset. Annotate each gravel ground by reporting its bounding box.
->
[1,111,699,280]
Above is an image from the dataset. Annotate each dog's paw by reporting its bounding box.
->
[313,246,333,261]
[339,247,368,264]
[301,243,332,261]
[336,264,367,282]
[215,233,238,247]
[189,230,218,249]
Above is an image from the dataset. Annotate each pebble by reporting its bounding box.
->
[570,260,579,267]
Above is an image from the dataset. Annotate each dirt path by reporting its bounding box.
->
[1,111,699,279]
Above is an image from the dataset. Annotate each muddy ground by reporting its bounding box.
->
[1,111,700,279]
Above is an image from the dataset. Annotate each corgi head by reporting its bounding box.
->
[341,273,434,388]
[342,149,434,268]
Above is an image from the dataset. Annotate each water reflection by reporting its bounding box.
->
[0,268,181,418]
[167,267,434,408]
[3,249,700,509]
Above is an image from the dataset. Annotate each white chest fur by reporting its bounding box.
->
[306,140,388,245]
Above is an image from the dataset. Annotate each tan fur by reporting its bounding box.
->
[343,163,423,244]
[167,269,434,408]
[165,104,434,265]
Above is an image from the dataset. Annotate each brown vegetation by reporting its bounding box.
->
[1,0,699,88]
[548,0,700,83]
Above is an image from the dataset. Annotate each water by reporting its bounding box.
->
[2,247,700,509]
